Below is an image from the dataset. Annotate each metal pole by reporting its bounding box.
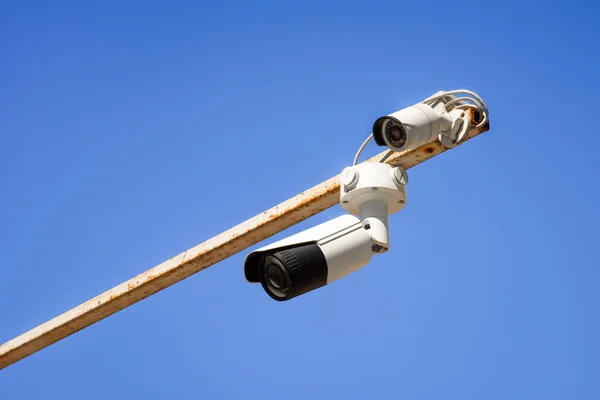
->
[0,112,489,370]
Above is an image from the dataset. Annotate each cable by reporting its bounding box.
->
[445,97,479,109]
[353,133,373,166]
[379,150,394,163]
[422,89,488,114]
[422,90,488,128]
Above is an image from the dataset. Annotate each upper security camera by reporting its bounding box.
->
[372,102,443,152]
[244,163,407,301]
[372,90,489,152]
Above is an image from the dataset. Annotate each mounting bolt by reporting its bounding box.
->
[341,167,359,191]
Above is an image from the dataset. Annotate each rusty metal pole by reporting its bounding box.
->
[0,114,489,370]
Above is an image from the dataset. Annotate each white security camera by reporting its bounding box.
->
[243,214,374,301]
[372,90,489,152]
[244,163,407,301]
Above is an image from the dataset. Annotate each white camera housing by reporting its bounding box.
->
[244,163,407,301]
[372,90,487,153]
[372,101,451,152]
[244,214,374,301]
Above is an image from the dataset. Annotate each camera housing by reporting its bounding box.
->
[244,163,407,301]
[372,102,445,153]
[372,90,488,153]
[244,214,374,301]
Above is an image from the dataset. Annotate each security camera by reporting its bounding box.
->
[244,214,374,301]
[372,90,489,152]
[244,163,407,301]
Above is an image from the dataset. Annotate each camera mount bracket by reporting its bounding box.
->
[340,163,407,253]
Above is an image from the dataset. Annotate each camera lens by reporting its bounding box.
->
[259,244,328,301]
[266,263,285,289]
[261,256,289,300]
[385,121,407,149]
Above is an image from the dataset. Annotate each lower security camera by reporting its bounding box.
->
[244,215,375,301]
[245,163,407,301]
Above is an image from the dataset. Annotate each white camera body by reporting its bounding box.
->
[244,163,407,301]
[244,214,374,301]
[372,90,484,152]
[372,101,453,152]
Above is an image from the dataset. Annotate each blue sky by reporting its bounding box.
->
[1,1,599,398]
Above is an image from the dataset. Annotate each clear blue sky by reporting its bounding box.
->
[1,1,599,398]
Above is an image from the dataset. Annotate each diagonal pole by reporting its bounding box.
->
[0,110,489,370]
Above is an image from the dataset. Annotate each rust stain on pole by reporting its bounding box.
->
[0,121,489,370]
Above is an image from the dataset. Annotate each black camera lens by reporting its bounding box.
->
[267,263,285,289]
[259,243,328,302]
[261,256,289,300]
[385,121,407,149]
